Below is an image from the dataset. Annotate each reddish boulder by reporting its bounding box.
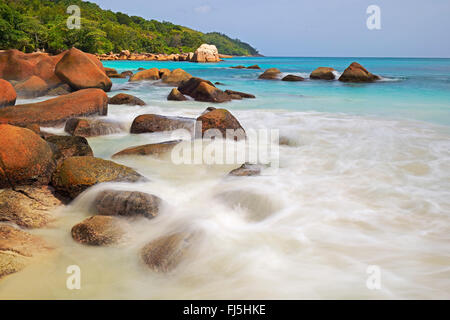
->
[224,90,255,99]
[339,62,380,82]
[0,124,56,188]
[34,53,66,88]
[0,89,108,127]
[167,88,187,101]
[0,79,16,108]
[281,74,304,81]
[190,81,231,103]
[112,140,182,158]
[45,135,93,164]
[130,114,195,134]
[55,48,112,91]
[310,67,336,80]
[64,118,125,137]
[178,77,215,96]
[196,108,245,139]
[108,93,146,106]
[0,49,35,81]
[129,68,160,82]
[14,76,49,98]
[161,68,192,86]
[258,68,281,80]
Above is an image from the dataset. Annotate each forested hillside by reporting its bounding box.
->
[0,0,259,55]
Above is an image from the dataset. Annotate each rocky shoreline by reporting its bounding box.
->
[0,43,383,280]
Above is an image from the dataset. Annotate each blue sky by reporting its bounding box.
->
[90,0,450,57]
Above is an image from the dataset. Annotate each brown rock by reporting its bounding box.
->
[228,163,262,176]
[94,190,162,219]
[339,62,380,82]
[0,89,108,127]
[0,224,53,278]
[108,93,146,106]
[33,53,65,88]
[310,67,336,80]
[0,79,16,108]
[247,65,261,70]
[178,77,215,96]
[230,65,246,69]
[130,114,195,134]
[55,48,112,91]
[159,68,171,78]
[190,81,231,103]
[14,76,49,98]
[71,216,127,246]
[282,74,304,82]
[0,124,55,188]
[46,83,72,96]
[167,88,187,101]
[196,108,245,140]
[258,68,281,80]
[45,135,93,163]
[161,68,192,86]
[141,232,195,272]
[129,68,160,82]
[112,140,182,158]
[224,90,256,99]
[0,186,63,229]
[64,118,124,137]
[0,49,35,81]
[121,71,133,77]
[51,156,143,199]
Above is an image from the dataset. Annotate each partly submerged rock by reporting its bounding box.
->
[130,114,194,134]
[282,74,304,82]
[108,93,146,106]
[0,124,55,188]
[0,224,53,279]
[310,67,336,80]
[112,140,182,158]
[167,88,187,101]
[258,68,281,80]
[0,88,108,127]
[228,163,262,177]
[55,48,112,92]
[0,186,63,229]
[71,216,127,246]
[247,65,261,70]
[178,77,215,96]
[64,118,124,137]
[224,90,255,99]
[161,68,192,86]
[45,135,93,164]
[129,68,160,82]
[190,81,231,103]
[94,190,162,219]
[51,156,143,199]
[339,62,380,82]
[0,79,16,108]
[196,108,245,140]
[141,232,195,273]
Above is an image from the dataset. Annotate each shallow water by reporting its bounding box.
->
[1,57,449,299]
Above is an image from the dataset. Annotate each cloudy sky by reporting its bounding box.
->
[91,0,450,57]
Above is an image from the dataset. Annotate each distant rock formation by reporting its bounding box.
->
[191,44,221,63]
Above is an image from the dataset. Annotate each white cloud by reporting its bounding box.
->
[194,5,211,14]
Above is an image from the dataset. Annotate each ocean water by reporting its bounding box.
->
[1,57,449,299]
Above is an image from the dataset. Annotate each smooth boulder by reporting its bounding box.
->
[310,67,336,80]
[0,89,108,127]
[14,76,49,98]
[108,93,146,106]
[130,114,195,134]
[228,163,262,177]
[258,68,281,80]
[55,48,111,91]
[45,135,93,163]
[51,156,143,199]
[0,124,55,188]
[94,190,162,219]
[191,44,220,63]
[161,69,192,86]
[224,90,255,99]
[339,62,380,82]
[129,68,160,82]
[196,108,245,139]
[71,216,127,246]
[282,74,304,81]
[167,88,187,101]
[112,140,182,158]
[64,118,124,137]
[0,79,16,108]
[190,81,231,103]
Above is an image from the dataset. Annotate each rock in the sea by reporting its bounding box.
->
[247,65,261,70]
[0,79,16,108]
[121,70,133,77]
[0,224,53,278]
[191,44,220,63]
[310,67,336,80]
[167,88,187,101]
[282,74,304,81]
[196,108,245,140]
[258,68,281,80]
[108,93,146,106]
[0,89,108,127]
[64,118,124,137]
[0,186,63,229]
[224,90,256,99]
[130,114,195,134]
[14,76,49,98]
[55,48,112,92]
[71,216,127,246]
[159,68,171,78]
[129,68,160,82]
[45,135,93,163]
[190,81,231,103]
[339,62,380,82]
[112,140,182,158]
[51,156,142,199]
[228,163,262,177]
[230,65,246,69]
[104,67,125,78]
[178,77,214,96]
[141,232,195,272]
[161,68,192,86]
[94,190,162,219]
[0,124,55,188]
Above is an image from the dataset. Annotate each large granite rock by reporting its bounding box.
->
[14,76,49,98]
[0,89,108,127]
[45,135,93,164]
[258,68,281,80]
[108,93,146,106]
[310,67,336,80]
[282,74,304,81]
[0,124,55,188]
[112,140,182,158]
[161,69,192,86]
[71,216,127,246]
[339,62,380,82]
[0,79,16,108]
[191,44,220,63]
[130,114,195,134]
[167,88,187,101]
[196,108,245,140]
[64,118,124,137]
[129,68,160,82]
[51,156,143,199]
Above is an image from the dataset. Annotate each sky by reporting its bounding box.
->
[90,0,450,57]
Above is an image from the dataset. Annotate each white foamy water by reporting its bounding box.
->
[1,101,450,300]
